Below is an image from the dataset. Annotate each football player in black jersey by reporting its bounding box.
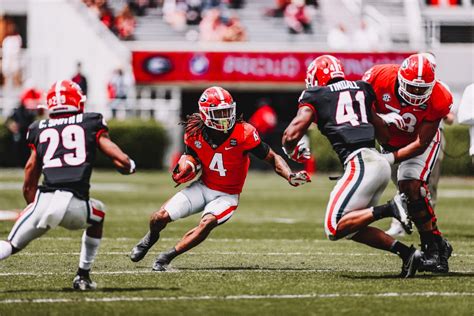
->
[0,80,135,290]
[282,55,422,277]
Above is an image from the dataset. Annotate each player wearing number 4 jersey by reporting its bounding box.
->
[283,55,422,277]
[0,80,135,290]
[130,86,310,271]
[363,53,453,273]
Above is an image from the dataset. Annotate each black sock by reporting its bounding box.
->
[390,241,412,261]
[420,231,437,249]
[145,231,160,246]
[77,268,90,277]
[372,203,393,220]
[162,247,179,261]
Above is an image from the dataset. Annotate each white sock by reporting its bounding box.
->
[78,232,101,270]
[0,240,12,260]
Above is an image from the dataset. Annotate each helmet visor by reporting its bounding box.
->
[201,103,236,131]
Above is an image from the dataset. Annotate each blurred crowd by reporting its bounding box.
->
[265,0,318,35]
[80,0,322,42]
[82,0,138,40]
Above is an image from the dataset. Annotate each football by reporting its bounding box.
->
[177,155,201,175]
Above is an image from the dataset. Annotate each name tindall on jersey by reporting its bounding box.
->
[38,113,84,129]
[328,80,360,92]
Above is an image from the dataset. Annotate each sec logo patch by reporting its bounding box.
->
[194,140,202,149]
[383,93,391,102]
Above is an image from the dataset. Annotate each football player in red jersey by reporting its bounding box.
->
[283,55,421,278]
[363,53,453,273]
[130,86,310,271]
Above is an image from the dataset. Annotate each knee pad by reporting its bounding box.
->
[90,199,106,223]
[407,197,433,225]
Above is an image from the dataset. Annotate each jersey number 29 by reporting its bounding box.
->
[39,125,86,168]
[335,91,368,126]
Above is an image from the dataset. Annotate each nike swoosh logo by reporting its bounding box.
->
[224,147,233,150]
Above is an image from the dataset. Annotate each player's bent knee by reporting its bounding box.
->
[150,209,170,224]
[399,180,422,200]
[199,215,218,232]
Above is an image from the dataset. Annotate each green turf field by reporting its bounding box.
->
[0,169,473,315]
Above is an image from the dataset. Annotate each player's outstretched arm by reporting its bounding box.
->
[386,119,441,164]
[282,106,313,153]
[23,149,41,204]
[263,148,311,187]
[98,132,136,175]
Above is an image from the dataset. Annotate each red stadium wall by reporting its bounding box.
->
[132,51,413,86]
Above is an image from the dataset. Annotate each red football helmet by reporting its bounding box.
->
[198,86,236,132]
[45,80,86,116]
[305,55,345,88]
[398,54,435,106]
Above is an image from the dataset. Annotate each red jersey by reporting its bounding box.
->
[363,64,452,148]
[184,122,261,194]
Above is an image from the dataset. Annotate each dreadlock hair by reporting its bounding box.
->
[180,113,244,137]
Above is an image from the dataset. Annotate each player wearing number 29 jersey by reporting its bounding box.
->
[26,112,107,200]
[283,55,422,278]
[0,80,135,291]
[130,86,310,271]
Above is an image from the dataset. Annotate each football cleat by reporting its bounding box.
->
[152,252,171,272]
[389,193,412,235]
[130,232,159,262]
[73,274,97,291]
[400,246,422,278]
[434,237,453,273]
[418,244,440,272]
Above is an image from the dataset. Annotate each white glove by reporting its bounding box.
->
[288,171,311,187]
[377,112,406,130]
[129,159,136,174]
[283,135,311,163]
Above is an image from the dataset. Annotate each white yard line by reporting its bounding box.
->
[35,237,474,245]
[0,292,473,304]
[14,251,474,257]
[1,268,473,277]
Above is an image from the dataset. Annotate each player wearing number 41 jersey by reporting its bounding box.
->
[0,80,135,291]
[283,55,422,277]
[130,86,310,271]
[363,54,453,273]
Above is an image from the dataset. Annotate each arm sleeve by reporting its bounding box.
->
[94,114,109,144]
[248,141,270,160]
[26,122,37,149]
[243,124,262,151]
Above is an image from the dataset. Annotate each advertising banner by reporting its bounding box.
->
[132,51,412,84]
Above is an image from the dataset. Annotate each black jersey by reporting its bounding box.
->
[27,112,108,200]
[299,80,376,163]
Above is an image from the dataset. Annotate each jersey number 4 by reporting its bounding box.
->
[335,91,368,126]
[39,125,86,168]
[209,153,227,176]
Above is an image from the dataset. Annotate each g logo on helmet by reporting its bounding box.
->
[199,93,208,103]
[401,59,409,70]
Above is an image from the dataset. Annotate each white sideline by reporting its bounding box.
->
[0,292,473,304]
